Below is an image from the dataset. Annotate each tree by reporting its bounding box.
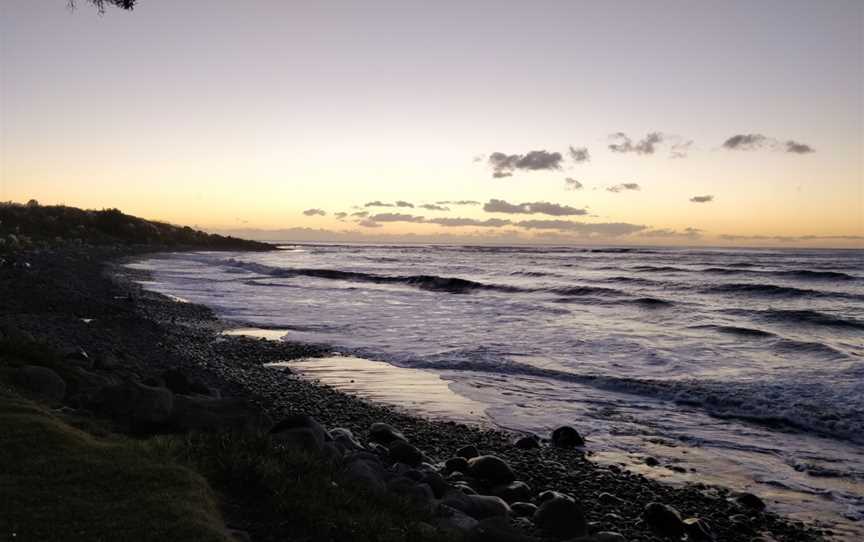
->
[68,1,137,11]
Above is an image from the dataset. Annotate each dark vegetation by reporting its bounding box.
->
[0,201,273,253]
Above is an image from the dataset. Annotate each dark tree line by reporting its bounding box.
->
[69,0,136,11]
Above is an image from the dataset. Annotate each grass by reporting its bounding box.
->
[0,339,455,542]
[0,388,233,542]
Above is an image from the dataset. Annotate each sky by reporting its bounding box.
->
[1,0,862,247]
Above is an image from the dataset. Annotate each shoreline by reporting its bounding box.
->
[2,246,833,541]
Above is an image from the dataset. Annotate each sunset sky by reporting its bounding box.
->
[1,1,861,247]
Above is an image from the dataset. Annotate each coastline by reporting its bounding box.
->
[1,245,832,541]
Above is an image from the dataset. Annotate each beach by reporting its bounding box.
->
[0,243,839,541]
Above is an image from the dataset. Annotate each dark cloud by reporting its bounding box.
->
[785,140,814,154]
[364,201,394,207]
[302,208,326,216]
[568,146,590,163]
[722,134,814,154]
[395,201,414,208]
[351,211,369,217]
[721,133,768,150]
[609,132,692,158]
[690,195,714,203]
[516,219,646,236]
[488,150,563,178]
[606,183,640,193]
[436,200,481,206]
[609,132,663,155]
[564,177,583,190]
[472,154,486,163]
[334,212,348,219]
[427,217,512,228]
[369,213,426,223]
[357,219,383,228]
[642,227,703,239]
[483,199,587,216]
[419,203,450,211]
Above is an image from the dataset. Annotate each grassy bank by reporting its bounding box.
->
[0,339,449,542]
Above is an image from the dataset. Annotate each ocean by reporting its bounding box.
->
[131,244,864,538]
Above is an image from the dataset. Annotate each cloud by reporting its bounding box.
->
[689,195,714,203]
[437,200,481,206]
[516,219,647,236]
[606,183,640,193]
[564,177,583,190]
[608,132,663,155]
[395,201,414,208]
[334,212,348,219]
[721,133,768,150]
[488,150,563,177]
[722,134,815,154]
[609,132,692,158]
[642,227,703,239]
[719,234,862,242]
[419,203,450,211]
[670,139,694,159]
[351,211,369,217]
[302,208,326,216]
[785,140,814,154]
[483,199,587,216]
[357,219,383,228]
[568,146,590,163]
[427,217,512,228]
[364,200,394,207]
[368,213,426,223]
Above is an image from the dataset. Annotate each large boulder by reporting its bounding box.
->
[532,492,586,538]
[457,445,480,459]
[368,422,407,445]
[551,425,585,448]
[467,455,516,485]
[388,440,424,467]
[490,481,532,504]
[442,493,510,520]
[330,428,365,453]
[16,365,66,403]
[641,502,686,538]
[514,434,541,450]
[131,382,175,425]
[270,414,332,455]
[733,492,766,512]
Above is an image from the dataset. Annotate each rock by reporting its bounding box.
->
[387,477,435,511]
[641,502,685,538]
[16,365,66,402]
[443,493,511,520]
[510,502,537,518]
[388,440,424,467]
[131,382,175,425]
[369,422,406,445]
[421,469,450,499]
[551,425,585,448]
[270,414,331,454]
[342,458,387,494]
[66,368,119,408]
[490,481,532,504]
[94,351,119,371]
[467,455,516,484]
[468,516,536,542]
[598,492,627,506]
[434,504,479,535]
[514,434,541,450]
[445,456,469,473]
[330,427,365,452]
[536,490,566,503]
[62,347,93,369]
[644,456,660,467]
[683,517,715,541]
[172,395,265,432]
[532,492,586,538]
[457,444,480,459]
[161,369,210,396]
[733,492,766,512]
